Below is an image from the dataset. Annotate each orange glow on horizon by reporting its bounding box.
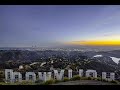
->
[65,40,120,46]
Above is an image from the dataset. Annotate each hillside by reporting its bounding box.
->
[0,50,120,81]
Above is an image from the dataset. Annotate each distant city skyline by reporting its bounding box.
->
[1,5,120,47]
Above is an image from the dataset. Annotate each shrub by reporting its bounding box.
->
[0,82,9,85]
[0,71,5,82]
[63,77,69,82]
[87,77,92,80]
[70,75,81,81]
[80,77,88,80]
[17,80,34,85]
[96,77,102,81]
[35,80,43,83]
[110,80,119,84]
[41,79,54,85]
[102,79,108,82]
[91,77,98,80]
[54,80,62,83]
[0,78,4,82]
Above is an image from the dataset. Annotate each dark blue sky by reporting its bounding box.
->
[1,5,120,47]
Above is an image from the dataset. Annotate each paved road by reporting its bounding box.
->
[52,80,117,85]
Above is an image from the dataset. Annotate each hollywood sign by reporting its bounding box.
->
[5,69,115,83]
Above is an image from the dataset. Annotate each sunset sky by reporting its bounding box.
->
[1,5,120,47]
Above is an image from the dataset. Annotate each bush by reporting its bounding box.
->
[110,80,119,84]
[0,82,10,85]
[80,77,99,80]
[0,71,5,82]
[87,77,92,80]
[91,77,98,80]
[80,77,89,80]
[96,77,102,81]
[0,78,4,82]
[35,80,43,83]
[17,80,34,85]
[54,80,62,83]
[102,79,108,82]
[70,75,81,81]
[63,77,69,82]
[41,79,54,85]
